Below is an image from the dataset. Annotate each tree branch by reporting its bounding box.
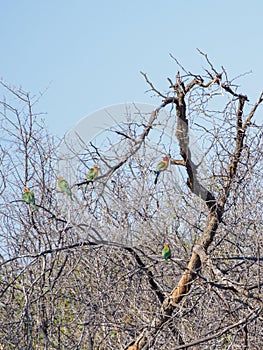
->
[173,307,261,350]
[126,64,263,350]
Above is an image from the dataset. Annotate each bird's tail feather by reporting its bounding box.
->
[154,171,160,185]
[33,204,39,211]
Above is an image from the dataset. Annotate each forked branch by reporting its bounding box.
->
[127,62,263,349]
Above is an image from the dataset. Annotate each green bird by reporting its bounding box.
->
[162,243,171,263]
[154,155,170,184]
[23,187,38,211]
[57,176,71,196]
[86,165,99,181]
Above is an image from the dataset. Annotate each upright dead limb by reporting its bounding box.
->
[126,63,263,349]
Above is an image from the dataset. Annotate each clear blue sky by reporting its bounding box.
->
[1,1,262,137]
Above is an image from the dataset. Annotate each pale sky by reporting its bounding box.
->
[1,0,262,136]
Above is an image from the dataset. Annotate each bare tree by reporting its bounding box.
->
[0,52,262,349]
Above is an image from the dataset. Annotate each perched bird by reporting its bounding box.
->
[162,243,171,263]
[23,187,38,211]
[57,176,71,196]
[154,155,170,184]
[86,165,99,181]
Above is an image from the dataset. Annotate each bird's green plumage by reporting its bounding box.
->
[86,166,99,180]
[157,160,168,172]
[23,189,38,210]
[162,244,171,263]
[154,156,170,184]
[57,177,71,196]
